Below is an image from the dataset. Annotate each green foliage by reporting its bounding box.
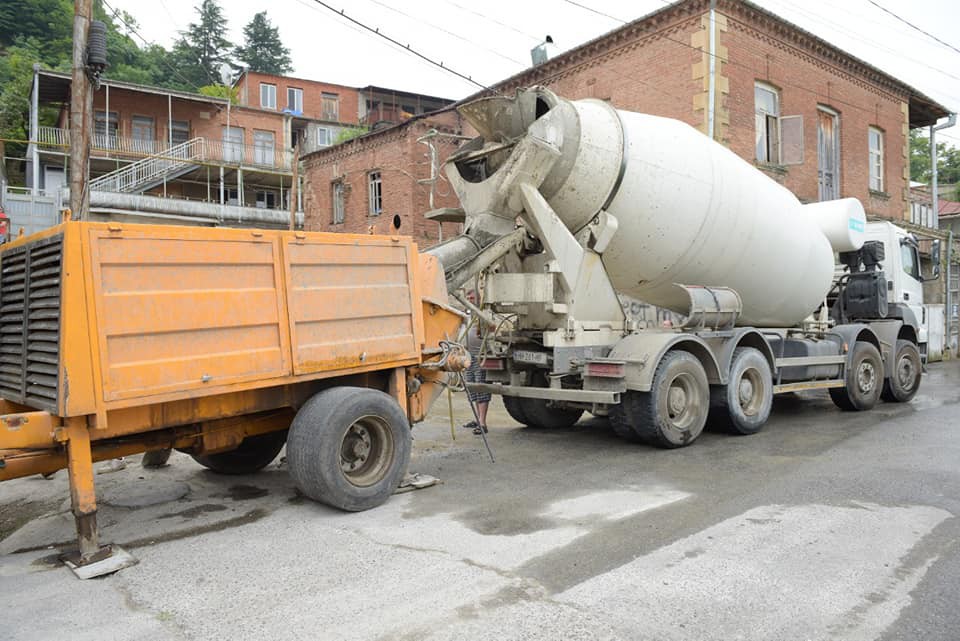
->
[334,126,369,145]
[198,84,239,104]
[910,129,960,185]
[234,11,292,75]
[172,0,234,90]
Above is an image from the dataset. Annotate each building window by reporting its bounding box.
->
[253,130,275,167]
[255,190,277,209]
[171,120,190,146]
[332,181,345,224]
[260,83,277,109]
[322,92,339,121]
[869,127,884,192]
[755,82,781,163]
[94,110,118,148]
[368,171,382,216]
[222,126,244,163]
[287,87,303,113]
[132,115,155,153]
[900,242,920,281]
[227,188,239,205]
[317,127,331,147]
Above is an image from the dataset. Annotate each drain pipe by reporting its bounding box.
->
[931,113,956,356]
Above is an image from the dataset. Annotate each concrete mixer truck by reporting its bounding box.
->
[428,86,939,447]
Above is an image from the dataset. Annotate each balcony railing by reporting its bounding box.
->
[36,126,292,171]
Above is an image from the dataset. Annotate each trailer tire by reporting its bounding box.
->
[192,430,287,475]
[611,350,709,448]
[829,341,883,411]
[287,387,410,512]
[708,347,773,435]
[880,339,921,403]
[515,372,584,429]
[502,396,530,425]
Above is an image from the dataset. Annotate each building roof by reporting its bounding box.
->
[358,85,456,105]
[35,70,227,106]
[939,200,960,217]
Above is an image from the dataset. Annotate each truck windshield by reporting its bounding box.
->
[900,242,921,280]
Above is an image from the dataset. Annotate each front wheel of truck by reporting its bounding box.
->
[287,387,411,512]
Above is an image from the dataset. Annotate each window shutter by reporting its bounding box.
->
[780,115,804,165]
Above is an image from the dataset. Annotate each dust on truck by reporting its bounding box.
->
[427,86,937,445]
[0,223,465,573]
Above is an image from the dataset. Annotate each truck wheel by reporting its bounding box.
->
[709,347,772,435]
[287,387,410,512]
[502,396,530,425]
[880,339,921,403]
[829,341,883,411]
[192,431,287,475]
[516,372,583,429]
[611,351,709,448]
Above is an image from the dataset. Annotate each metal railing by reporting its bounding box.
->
[37,127,292,171]
[89,138,205,194]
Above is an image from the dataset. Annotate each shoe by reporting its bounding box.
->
[472,425,488,435]
[462,420,479,430]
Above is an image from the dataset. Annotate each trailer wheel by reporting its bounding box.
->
[880,339,921,403]
[502,396,530,425]
[709,347,773,435]
[517,372,584,429]
[829,341,883,411]
[611,350,709,448]
[192,430,287,475]
[287,387,410,512]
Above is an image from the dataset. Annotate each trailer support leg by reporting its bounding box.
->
[61,416,137,579]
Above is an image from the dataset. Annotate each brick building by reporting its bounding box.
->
[301,0,951,247]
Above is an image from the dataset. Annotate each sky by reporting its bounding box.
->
[107,0,960,143]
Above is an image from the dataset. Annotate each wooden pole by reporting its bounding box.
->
[69,0,93,219]
[289,144,299,231]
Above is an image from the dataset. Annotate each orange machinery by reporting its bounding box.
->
[0,221,465,575]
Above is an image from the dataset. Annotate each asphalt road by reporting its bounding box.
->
[2,361,959,641]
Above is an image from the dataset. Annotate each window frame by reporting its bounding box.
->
[316,127,331,147]
[332,180,345,224]
[868,126,885,192]
[170,119,190,146]
[900,240,921,281]
[253,129,276,167]
[260,82,277,110]
[368,171,382,217]
[754,82,781,164]
[255,190,277,209]
[287,87,303,112]
[222,126,244,163]
[322,92,340,121]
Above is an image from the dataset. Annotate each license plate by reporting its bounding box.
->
[512,350,549,365]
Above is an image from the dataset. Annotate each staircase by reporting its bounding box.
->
[89,138,205,194]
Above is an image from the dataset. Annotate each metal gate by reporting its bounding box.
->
[949,262,959,355]
[1,186,60,238]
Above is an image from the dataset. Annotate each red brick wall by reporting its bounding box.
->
[237,71,360,124]
[302,115,462,248]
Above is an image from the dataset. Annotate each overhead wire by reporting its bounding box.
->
[865,0,960,57]
[440,0,542,43]
[307,0,497,92]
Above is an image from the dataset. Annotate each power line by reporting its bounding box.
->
[865,0,960,57]
[101,0,198,90]
[440,0,541,43]
[358,0,527,67]
[307,0,495,92]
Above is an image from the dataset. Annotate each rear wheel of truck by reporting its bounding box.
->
[611,350,709,448]
[829,341,883,411]
[502,396,530,425]
[880,339,921,403]
[287,387,411,512]
[708,347,773,435]
[517,372,584,429]
[192,430,287,475]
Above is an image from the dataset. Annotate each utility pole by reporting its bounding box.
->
[69,0,93,219]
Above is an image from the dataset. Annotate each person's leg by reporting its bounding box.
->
[476,400,489,430]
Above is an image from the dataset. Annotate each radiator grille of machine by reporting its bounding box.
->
[0,235,63,411]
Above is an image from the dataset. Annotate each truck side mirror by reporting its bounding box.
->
[926,239,942,281]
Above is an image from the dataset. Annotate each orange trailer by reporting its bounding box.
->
[0,221,465,575]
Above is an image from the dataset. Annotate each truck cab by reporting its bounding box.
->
[862,221,935,351]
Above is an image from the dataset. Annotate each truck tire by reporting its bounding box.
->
[880,339,921,403]
[141,448,172,468]
[829,341,883,411]
[192,430,287,475]
[611,350,709,448]
[709,347,773,435]
[287,387,410,512]
[502,396,530,425]
[516,372,584,429]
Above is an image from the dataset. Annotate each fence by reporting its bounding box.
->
[1,184,60,238]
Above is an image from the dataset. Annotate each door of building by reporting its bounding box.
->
[132,116,155,154]
[817,107,839,200]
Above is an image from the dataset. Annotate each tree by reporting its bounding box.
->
[234,11,292,75]
[171,0,234,90]
[198,84,239,104]
[910,129,960,186]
